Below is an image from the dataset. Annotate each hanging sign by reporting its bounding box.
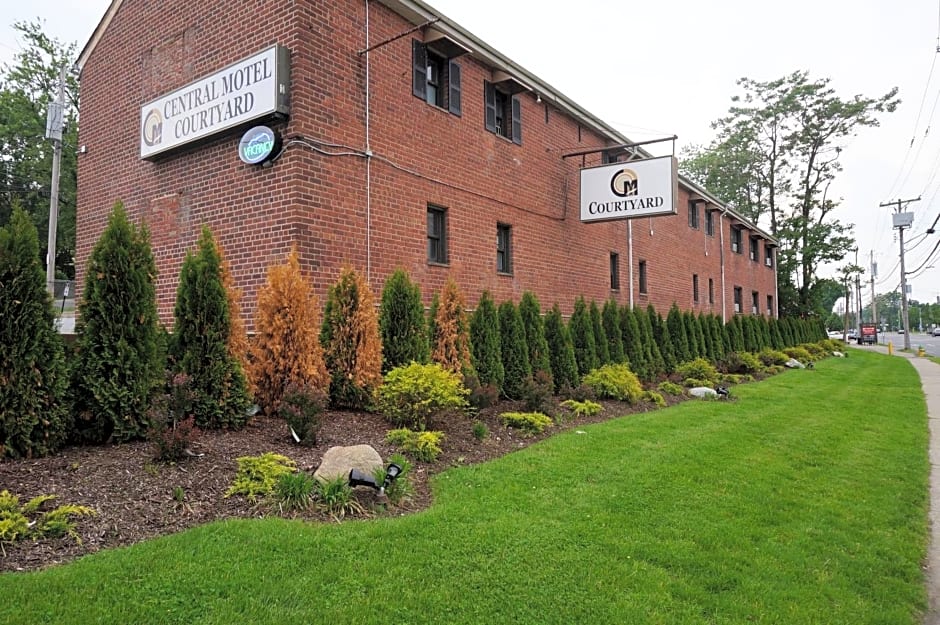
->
[580,155,678,222]
[238,126,279,165]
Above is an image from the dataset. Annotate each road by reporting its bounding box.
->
[879,331,940,356]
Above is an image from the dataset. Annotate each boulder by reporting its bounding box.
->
[689,386,718,398]
[314,444,383,483]
[833,351,844,358]
[785,358,806,369]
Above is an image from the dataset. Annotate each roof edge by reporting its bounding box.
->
[75,0,123,75]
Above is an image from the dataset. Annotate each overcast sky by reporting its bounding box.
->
[2,0,939,308]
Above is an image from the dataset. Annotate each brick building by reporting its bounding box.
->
[75,0,777,325]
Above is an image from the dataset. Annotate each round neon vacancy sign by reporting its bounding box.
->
[238,126,278,165]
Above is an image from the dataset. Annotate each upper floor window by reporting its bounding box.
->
[688,201,699,229]
[765,244,774,267]
[484,81,521,144]
[497,223,513,273]
[731,226,742,254]
[705,209,715,236]
[427,205,447,264]
[749,236,759,262]
[413,40,462,115]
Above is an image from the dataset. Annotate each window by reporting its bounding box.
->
[610,252,620,290]
[497,223,512,273]
[751,291,759,314]
[731,226,742,254]
[765,244,774,267]
[484,81,521,144]
[413,41,462,115]
[767,294,774,316]
[708,278,715,304]
[427,205,447,264]
[638,260,648,294]
[749,237,759,262]
[692,274,699,303]
[688,201,699,229]
[733,286,742,313]
[705,210,715,236]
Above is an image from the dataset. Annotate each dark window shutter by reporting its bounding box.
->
[484,81,497,133]
[412,40,427,100]
[448,61,462,116]
[511,96,522,145]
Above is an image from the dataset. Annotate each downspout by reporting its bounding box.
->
[773,246,779,318]
[365,0,373,282]
[628,220,634,309]
[719,208,728,322]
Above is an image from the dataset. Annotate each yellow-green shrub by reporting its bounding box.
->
[675,358,719,384]
[657,381,685,396]
[560,399,603,418]
[724,351,762,374]
[642,390,667,407]
[758,348,789,367]
[377,362,468,430]
[784,347,813,363]
[800,342,827,360]
[386,428,444,462]
[582,364,643,403]
[225,453,296,501]
[0,490,95,545]
[500,412,553,434]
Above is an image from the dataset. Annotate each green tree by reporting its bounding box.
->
[171,226,250,429]
[650,306,676,374]
[682,71,897,314]
[602,299,625,364]
[619,305,647,380]
[72,203,162,443]
[0,20,79,278]
[519,291,552,380]
[569,296,597,377]
[469,291,504,392]
[379,268,428,373]
[0,206,70,458]
[667,304,690,363]
[544,303,579,393]
[589,300,610,366]
[498,300,531,400]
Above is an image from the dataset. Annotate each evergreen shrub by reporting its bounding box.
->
[582,364,643,403]
[377,362,469,430]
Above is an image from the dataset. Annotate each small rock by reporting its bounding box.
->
[689,387,718,398]
[833,351,844,358]
[784,358,806,369]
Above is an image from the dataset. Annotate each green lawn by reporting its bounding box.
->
[0,350,929,624]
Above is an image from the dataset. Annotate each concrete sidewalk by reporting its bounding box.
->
[857,344,940,623]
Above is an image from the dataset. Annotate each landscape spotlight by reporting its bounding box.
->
[348,469,378,490]
[382,462,402,493]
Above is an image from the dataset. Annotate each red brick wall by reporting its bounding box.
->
[76,0,777,327]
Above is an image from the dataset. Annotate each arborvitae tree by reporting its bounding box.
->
[602,299,625,364]
[699,313,716,363]
[249,247,329,416]
[73,203,162,443]
[321,265,383,409]
[728,317,746,352]
[642,305,666,375]
[683,311,701,359]
[589,300,610,366]
[619,306,646,379]
[569,296,598,377]
[172,226,250,429]
[379,268,428,373]
[709,315,727,362]
[647,308,675,373]
[498,300,532,399]
[769,317,785,350]
[759,316,773,349]
[781,317,796,347]
[431,278,473,377]
[720,316,734,355]
[519,291,552,380]
[666,304,690,363]
[469,291,504,392]
[544,303,579,392]
[0,207,70,458]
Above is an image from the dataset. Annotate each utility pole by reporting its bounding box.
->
[881,197,920,350]
[870,251,877,322]
[45,64,66,296]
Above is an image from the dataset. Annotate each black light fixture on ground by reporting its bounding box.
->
[348,462,403,495]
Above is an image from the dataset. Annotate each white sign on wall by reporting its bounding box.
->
[579,155,678,222]
[139,45,290,159]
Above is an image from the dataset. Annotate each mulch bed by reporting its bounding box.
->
[0,395,681,573]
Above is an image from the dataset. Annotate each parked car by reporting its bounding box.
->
[898,328,905,334]
[933,327,940,337]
